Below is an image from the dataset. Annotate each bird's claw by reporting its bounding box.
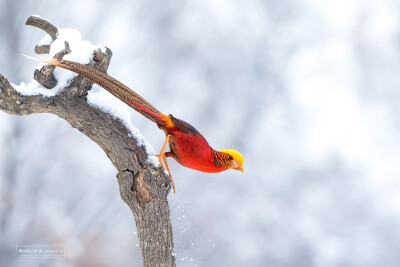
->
[156,153,176,194]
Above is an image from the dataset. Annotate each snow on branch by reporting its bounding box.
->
[12,16,159,165]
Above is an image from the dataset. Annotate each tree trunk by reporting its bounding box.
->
[0,16,176,267]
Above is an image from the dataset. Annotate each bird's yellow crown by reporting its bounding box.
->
[220,149,244,168]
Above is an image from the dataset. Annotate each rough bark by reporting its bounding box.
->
[0,16,176,267]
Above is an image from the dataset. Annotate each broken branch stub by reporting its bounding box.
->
[33,41,72,89]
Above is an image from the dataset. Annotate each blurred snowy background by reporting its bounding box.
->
[1,0,400,266]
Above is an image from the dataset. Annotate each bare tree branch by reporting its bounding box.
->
[0,16,176,267]
[25,15,58,40]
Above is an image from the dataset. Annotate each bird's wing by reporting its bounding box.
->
[168,115,199,134]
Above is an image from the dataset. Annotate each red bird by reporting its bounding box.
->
[27,57,244,193]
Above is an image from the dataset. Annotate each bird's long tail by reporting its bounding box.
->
[25,56,171,126]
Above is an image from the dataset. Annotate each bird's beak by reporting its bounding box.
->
[238,167,244,173]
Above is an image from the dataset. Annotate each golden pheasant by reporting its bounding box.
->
[26,57,244,193]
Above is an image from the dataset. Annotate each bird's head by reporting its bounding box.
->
[220,149,244,173]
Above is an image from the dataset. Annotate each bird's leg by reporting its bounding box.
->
[156,135,176,193]
[155,134,171,168]
[162,154,176,193]
[155,135,176,194]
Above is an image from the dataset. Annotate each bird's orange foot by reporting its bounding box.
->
[156,153,176,194]
[166,172,176,194]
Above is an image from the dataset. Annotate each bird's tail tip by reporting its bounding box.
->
[22,54,61,66]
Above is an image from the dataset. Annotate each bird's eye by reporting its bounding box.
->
[238,162,241,165]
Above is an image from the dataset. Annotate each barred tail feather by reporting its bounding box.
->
[24,55,164,124]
